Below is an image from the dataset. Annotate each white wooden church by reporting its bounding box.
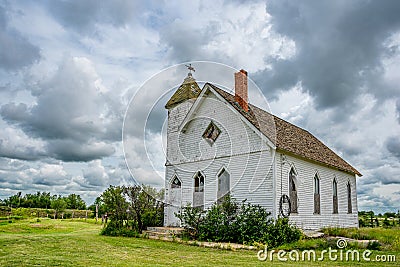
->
[164,69,361,230]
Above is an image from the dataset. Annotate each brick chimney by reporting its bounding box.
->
[235,69,248,112]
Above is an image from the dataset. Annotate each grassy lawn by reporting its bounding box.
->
[0,219,398,266]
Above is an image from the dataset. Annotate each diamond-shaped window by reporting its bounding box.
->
[202,121,221,144]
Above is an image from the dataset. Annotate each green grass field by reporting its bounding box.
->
[0,218,398,266]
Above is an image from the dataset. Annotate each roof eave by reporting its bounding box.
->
[276,148,362,177]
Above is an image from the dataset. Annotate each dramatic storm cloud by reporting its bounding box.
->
[0,0,398,211]
[1,57,117,162]
[257,0,400,111]
[0,5,40,70]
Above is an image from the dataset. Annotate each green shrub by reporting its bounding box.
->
[177,196,301,247]
[263,218,302,247]
[367,240,381,250]
[198,195,239,242]
[176,204,205,238]
[234,201,272,244]
[100,221,139,237]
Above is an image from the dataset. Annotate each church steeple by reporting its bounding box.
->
[165,66,201,109]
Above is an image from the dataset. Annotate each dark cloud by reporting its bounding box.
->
[32,176,67,186]
[0,103,29,122]
[159,20,215,62]
[371,167,400,185]
[0,5,40,70]
[386,136,400,159]
[0,126,46,161]
[254,0,400,114]
[0,140,44,161]
[45,0,140,34]
[1,57,117,162]
[47,140,115,162]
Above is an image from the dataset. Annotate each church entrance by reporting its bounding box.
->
[168,176,182,226]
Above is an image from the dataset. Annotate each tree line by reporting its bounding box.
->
[358,210,400,227]
[0,191,86,210]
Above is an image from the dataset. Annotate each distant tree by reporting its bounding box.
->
[367,211,375,227]
[2,191,86,211]
[88,197,106,217]
[38,192,52,209]
[101,185,128,229]
[4,191,52,209]
[358,211,368,216]
[22,193,35,208]
[383,217,391,227]
[375,217,379,227]
[51,196,67,219]
[6,192,22,208]
[123,185,164,233]
[65,194,86,210]
[384,212,396,218]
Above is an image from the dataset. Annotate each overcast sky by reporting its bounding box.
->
[0,0,399,213]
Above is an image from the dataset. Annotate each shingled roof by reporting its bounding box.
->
[165,74,202,109]
[208,83,361,176]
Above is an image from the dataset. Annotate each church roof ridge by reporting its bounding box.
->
[206,83,361,176]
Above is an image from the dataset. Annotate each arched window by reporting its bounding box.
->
[314,174,320,214]
[347,182,352,214]
[171,176,181,188]
[193,172,205,209]
[333,179,338,214]
[194,172,204,192]
[289,168,297,213]
[217,168,230,204]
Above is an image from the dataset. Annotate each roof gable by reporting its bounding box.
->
[178,83,276,149]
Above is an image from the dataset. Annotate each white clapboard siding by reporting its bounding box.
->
[275,153,358,230]
[164,89,358,229]
[164,92,274,226]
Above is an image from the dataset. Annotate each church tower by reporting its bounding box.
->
[164,67,201,226]
[164,67,201,165]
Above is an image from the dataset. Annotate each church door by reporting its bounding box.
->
[168,176,182,226]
